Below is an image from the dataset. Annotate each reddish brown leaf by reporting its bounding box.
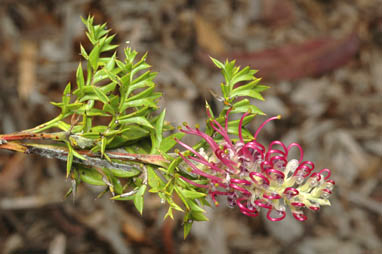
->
[0,153,26,192]
[200,32,360,82]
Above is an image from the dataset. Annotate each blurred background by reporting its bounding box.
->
[0,0,381,253]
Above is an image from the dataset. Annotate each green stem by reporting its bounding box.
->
[22,115,65,133]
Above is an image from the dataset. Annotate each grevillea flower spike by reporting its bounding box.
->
[176,110,335,221]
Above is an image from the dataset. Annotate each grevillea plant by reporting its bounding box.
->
[0,16,334,238]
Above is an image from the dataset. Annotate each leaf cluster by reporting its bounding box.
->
[20,16,270,238]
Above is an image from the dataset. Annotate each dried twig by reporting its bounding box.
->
[0,141,169,173]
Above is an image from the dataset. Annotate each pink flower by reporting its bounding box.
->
[176,110,335,221]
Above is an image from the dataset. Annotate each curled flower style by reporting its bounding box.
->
[176,110,335,221]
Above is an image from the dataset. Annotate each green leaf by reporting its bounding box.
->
[160,132,185,153]
[179,188,206,199]
[231,99,265,115]
[118,116,154,129]
[76,63,85,92]
[151,109,166,154]
[109,167,141,178]
[63,83,71,104]
[109,175,123,195]
[231,78,259,93]
[78,166,106,186]
[183,221,192,239]
[127,86,156,101]
[253,84,269,92]
[231,67,258,85]
[100,82,117,94]
[81,108,109,117]
[119,97,158,112]
[55,121,70,131]
[134,185,147,215]
[210,57,224,69]
[119,125,149,141]
[72,149,87,161]
[167,157,181,175]
[92,86,110,104]
[100,136,107,156]
[231,89,264,101]
[129,71,156,90]
[66,142,74,178]
[92,70,109,84]
[147,166,164,189]
[88,43,101,71]
[167,196,184,212]
[188,200,206,213]
[174,186,190,210]
[80,44,89,60]
[104,53,116,71]
[226,114,256,130]
[191,211,209,221]
[164,207,174,220]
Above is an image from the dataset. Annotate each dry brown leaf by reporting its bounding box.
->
[194,14,226,56]
[200,31,360,81]
[121,213,146,243]
[18,40,37,101]
[0,153,26,192]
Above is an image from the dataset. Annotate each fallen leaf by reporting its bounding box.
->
[199,32,360,81]
[18,40,37,101]
[194,14,226,56]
